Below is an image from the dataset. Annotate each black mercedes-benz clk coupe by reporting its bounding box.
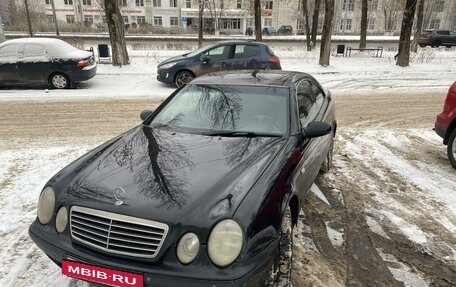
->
[29,70,337,287]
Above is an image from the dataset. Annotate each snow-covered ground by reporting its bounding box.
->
[0,46,455,286]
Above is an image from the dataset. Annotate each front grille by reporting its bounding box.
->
[70,206,169,259]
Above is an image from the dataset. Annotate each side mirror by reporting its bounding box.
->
[140,110,153,121]
[302,121,332,139]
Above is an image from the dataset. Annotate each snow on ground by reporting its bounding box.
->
[0,47,455,286]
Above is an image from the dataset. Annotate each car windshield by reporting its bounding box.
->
[150,84,289,136]
[186,43,218,57]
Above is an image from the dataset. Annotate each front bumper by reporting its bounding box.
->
[435,111,451,144]
[156,69,175,85]
[29,219,275,287]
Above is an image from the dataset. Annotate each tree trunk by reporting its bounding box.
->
[319,0,334,66]
[359,0,368,48]
[50,0,60,36]
[0,13,5,43]
[198,0,204,48]
[302,0,311,51]
[104,0,129,66]
[311,0,322,49]
[24,0,33,37]
[254,0,262,41]
[396,0,417,67]
[411,0,424,53]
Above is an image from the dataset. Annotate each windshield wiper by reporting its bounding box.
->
[205,131,281,137]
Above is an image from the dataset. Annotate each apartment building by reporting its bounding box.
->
[10,0,456,35]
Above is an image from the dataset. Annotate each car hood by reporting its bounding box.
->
[59,125,286,226]
[158,54,189,67]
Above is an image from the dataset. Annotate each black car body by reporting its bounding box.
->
[245,26,254,36]
[262,26,277,36]
[156,40,281,87]
[0,38,96,89]
[29,71,336,287]
[278,25,293,36]
[418,29,456,48]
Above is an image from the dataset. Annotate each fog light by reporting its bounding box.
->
[55,206,68,233]
[176,233,200,264]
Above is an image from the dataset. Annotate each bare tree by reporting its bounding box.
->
[0,13,5,43]
[410,0,424,52]
[382,0,400,33]
[302,0,311,51]
[198,0,204,48]
[319,0,334,66]
[24,0,33,36]
[311,0,322,49]
[103,0,129,66]
[254,0,262,41]
[359,0,368,48]
[396,0,417,67]
[50,0,59,35]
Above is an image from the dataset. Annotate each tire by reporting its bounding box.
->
[265,205,293,287]
[50,73,70,89]
[446,46,451,49]
[419,44,425,48]
[320,136,334,173]
[447,128,456,169]
[432,40,441,48]
[174,70,194,88]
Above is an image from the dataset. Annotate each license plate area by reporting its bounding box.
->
[62,260,144,287]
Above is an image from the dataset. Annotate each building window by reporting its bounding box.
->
[368,0,378,11]
[122,16,129,23]
[434,1,445,13]
[137,16,146,23]
[185,0,191,8]
[264,18,272,26]
[154,16,162,26]
[237,0,242,9]
[136,0,144,7]
[64,0,73,5]
[44,0,50,4]
[221,19,241,29]
[66,15,75,23]
[368,18,375,30]
[121,0,127,6]
[169,0,177,7]
[83,0,91,5]
[430,19,441,29]
[265,0,273,10]
[342,0,354,11]
[153,0,161,7]
[170,17,179,26]
[84,15,94,23]
[340,19,352,31]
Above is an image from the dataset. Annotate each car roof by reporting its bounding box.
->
[213,40,266,46]
[0,37,66,47]
[190,70,314,88]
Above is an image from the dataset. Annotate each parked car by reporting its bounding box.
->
[296,28,306,35]
[262,26,277,36]
[418,29,456,48]
[435,81,456,168]
[29,70,337,287]
[0,38,96,89]
[156,40,281,87]
[245,26,254,36]
[278,25,293,35]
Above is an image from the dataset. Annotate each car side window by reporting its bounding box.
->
[0,44,20,63]
[22,44,48,62]
[204,45,231,61]
[296,80,324,127]
[234,45,258,59]
[450,31,456,36]
[437,31,450,36]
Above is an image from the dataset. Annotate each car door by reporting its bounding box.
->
[450,31,456,45]
[199,44,233,75]
[292,79,329,197]
[17,43,51,84]
[230,44,260,70]
[0,44,22,84]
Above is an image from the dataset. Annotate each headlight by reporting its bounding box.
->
[55,206,68,233]
[37,186,55,224]
[207,219,243,267]
[176,233,200,264]
[159,62,176,69]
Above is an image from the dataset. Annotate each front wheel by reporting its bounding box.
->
[50,73,70,89]
[265,206,293,287]
[447,129,456,169]
[432,40,441,48]
[174,70,194,88]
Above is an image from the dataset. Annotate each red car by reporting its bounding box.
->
[435,81,456,168]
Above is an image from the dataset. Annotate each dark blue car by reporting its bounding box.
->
[156,40,282,87]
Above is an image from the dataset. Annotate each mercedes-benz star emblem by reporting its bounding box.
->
[114,187,126,206]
